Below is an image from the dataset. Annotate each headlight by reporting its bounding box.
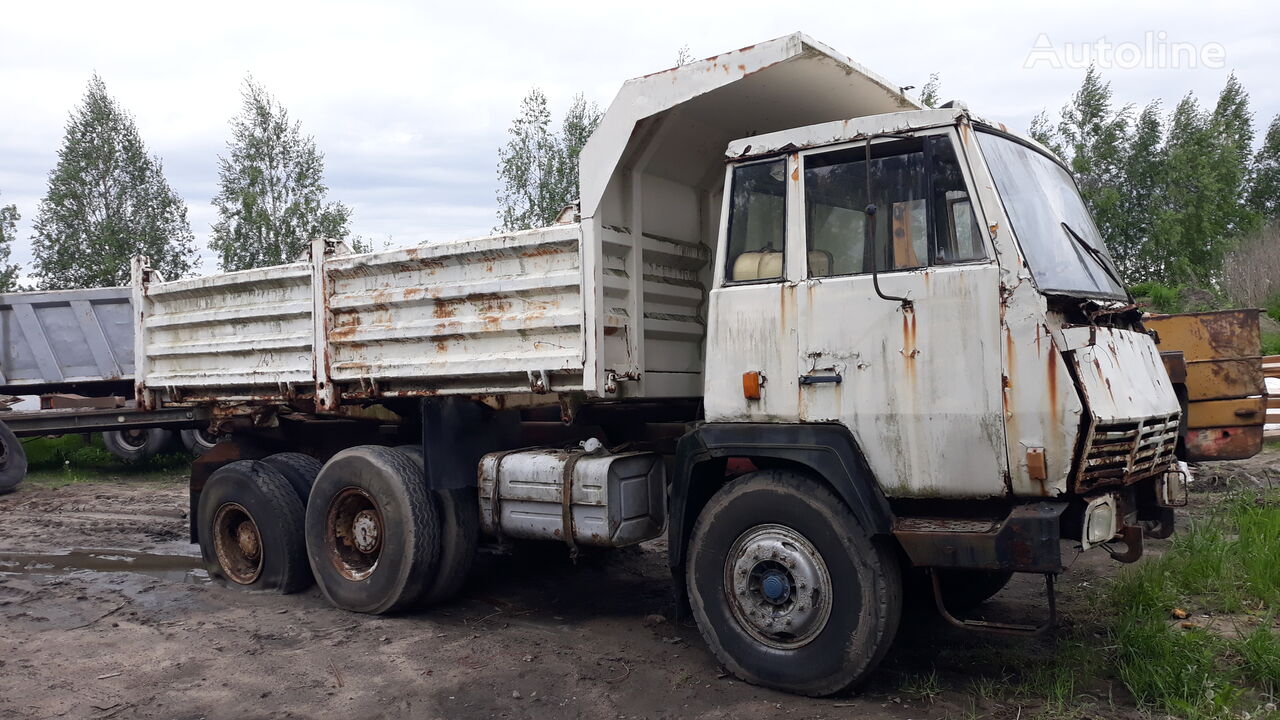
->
[1082,494,1119,549]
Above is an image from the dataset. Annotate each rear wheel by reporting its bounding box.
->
[180,428,223,457]
[305,445,441,614]
[687,471,901,696]
[197,460,312,593]
[103,428,174,463]
[261,452,323,503]
[395,445,478,605]
[0,421,27,494]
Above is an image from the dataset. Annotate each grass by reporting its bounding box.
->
[20,433,189,486]
[1261,331,1280,356]
[894,489,1280,719]
[1099,491,1280,719]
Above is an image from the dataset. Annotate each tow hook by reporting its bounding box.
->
[1105,525,1144,563]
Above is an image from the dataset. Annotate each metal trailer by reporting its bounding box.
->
[127,33,1187,696]
[0,288,210,492]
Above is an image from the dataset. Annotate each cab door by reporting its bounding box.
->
[703,156,801,423]
[793,132,1007,498]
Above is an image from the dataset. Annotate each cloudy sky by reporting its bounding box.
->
[1,0,1275,278]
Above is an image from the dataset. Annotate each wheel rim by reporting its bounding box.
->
[212,502,264,584]
[724,523,833,649]
[326,487,384,581]
[117,429,148,451]
[196,429,220,448]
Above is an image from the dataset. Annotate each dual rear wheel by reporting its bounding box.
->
[197,445,477,611]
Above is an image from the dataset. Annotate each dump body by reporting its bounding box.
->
[1146,309,1265,460]
[134,34,917,410]
[0,287,134,395]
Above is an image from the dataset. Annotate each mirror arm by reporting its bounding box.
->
[864,134,913,310]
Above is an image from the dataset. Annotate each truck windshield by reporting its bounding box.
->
[976,131,1128,301]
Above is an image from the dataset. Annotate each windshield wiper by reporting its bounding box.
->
[1060,222,1128,296]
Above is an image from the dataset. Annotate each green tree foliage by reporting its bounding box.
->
[496,90,602,232]
[1032,69,1266,290]
[918,73,941,109]
[0,195,20,292]
[1116,102,1166,282]
[30,75,196,289]
[1044,67,1134,274]
[211,78,353,271]
[1248,115,1280,222]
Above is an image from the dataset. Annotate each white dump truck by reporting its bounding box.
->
[126,34,1184,695]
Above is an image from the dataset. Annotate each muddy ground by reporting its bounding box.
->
[1,454,1269,720]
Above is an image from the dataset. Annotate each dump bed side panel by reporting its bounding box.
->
[0,287,133,393]
[139,263,314,402]
[323,226,586,398]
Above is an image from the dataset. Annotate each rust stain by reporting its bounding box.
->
[1046,344,1057,411]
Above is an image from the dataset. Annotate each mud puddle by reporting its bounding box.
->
[0,549,209,583]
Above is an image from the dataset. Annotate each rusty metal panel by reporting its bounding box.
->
[1060,327,1181,492]
[0,287,133,391]
[1184,426,1264,461]
[138,262,315,401]
[1146,309,1261,362]
[323,225,586,397]
[1182,358,1264,401]
[1186,397,1266,429]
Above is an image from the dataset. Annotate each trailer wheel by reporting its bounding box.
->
[103,428,174,463]
[395,445,478,605]
[197,460,311,593]
[260,452,323,503]
[0,421,27,494]
[180,428,223,457]
[686,470,902,696]
[306,445,441,614]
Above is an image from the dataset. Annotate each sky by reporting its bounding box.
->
[1,0,1276,280]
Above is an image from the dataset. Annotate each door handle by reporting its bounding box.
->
[799,373,842,385]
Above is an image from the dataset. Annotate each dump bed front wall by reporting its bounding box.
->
[0,287,134,392]
[323,226,587,398]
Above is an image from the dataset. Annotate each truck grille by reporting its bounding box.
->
[1075,413,1179,493]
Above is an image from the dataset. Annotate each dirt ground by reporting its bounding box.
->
[2,453,1265,720]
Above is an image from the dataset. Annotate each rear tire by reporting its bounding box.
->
[305,445,441,614]
[395,445,478,605]
[687,471,902,696]
[0,421,27,494]
[260,452,323,503]
[180,428,223,457]
[197,460,312,593]
[103,428,174,463]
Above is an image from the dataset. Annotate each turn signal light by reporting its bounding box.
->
[742,371,764,400]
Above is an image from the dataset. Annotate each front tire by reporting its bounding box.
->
[687,471,902,696]
[305,445,441,614]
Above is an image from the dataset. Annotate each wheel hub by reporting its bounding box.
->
[351,509,381,553]
[725,523,833,649]
[211,502,264,585]
[326,487,384,581]
[235,521,260,558]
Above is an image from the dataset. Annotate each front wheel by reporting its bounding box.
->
[687,471,902,696]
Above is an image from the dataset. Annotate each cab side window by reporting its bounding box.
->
[803,136,984,278]
[725,159,786,283]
